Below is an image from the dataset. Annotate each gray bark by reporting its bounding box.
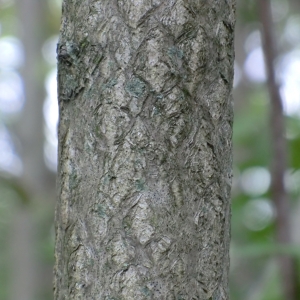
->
[54,1,235,299]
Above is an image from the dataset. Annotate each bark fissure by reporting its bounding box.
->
[55,1,235,299]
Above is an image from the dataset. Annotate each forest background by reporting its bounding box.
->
[0,0,299,299]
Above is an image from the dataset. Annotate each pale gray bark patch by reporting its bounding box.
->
[54,0,235,299]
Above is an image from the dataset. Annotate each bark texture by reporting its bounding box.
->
[54,1,235,299]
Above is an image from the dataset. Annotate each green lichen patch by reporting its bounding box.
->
[135,179,146,191]
[103,173,116,185]
[104,297,115,300]
[123,216,132,233]
[96,204,106,218]
[103,78,118,90]
[141,286,152,297]
[69,169,79,190]
[168,46,184,60]
[95,125,103,138]
[125,77,146,98]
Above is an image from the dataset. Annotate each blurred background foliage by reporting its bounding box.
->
[0,0,299,299]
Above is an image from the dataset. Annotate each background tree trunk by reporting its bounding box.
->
[9,0,56,299]
[54,1,235,299]
[258,1,297,299]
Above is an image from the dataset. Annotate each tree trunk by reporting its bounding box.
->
[11,0,56,299]
[54,1,236,299]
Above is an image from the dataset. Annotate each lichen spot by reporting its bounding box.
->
[168,46,184,60]
[125,77,146,98]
